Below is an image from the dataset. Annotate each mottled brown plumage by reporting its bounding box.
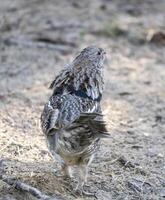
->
[41,46,109,195]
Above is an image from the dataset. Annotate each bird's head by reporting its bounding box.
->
[50,46,106,100]
[73,46,106,68]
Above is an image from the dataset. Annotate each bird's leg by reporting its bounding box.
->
[75,164,95,196]
[75,164,87,194]
[61,163,73,178]
[54,163,72,179]
[51,153,66,177]
[84,154,94,186]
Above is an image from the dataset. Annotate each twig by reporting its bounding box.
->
[118,156,147,175]
[3,38,73,54]
[0,174,59,200]
[28,29,78,47]
[0,65,27,77]
[127,178,153,193]
[0,138,13,153]
[108,156,121,164]
[127,180,141,193]
[118,156,136,168]
[43,22,85,31]
[34,36,77,47]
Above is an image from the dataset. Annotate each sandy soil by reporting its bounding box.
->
[0,0,165,199]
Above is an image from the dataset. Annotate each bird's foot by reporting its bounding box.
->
[82,189,96,197]
[74,186,96,197]
[53,169,68,178]
[53,170,62,177]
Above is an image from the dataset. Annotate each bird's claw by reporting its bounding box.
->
[74,186,96,197]
[53,170,66,178]
[82,190,96,197]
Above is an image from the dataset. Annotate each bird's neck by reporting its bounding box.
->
[71,66,104,101]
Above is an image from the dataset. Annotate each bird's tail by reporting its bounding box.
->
[97,132,111,138]
[78,112,111,139]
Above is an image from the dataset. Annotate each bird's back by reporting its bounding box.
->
[41,46,108,166]
[41,92,108,165]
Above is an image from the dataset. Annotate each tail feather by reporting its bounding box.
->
[78,112,110,138]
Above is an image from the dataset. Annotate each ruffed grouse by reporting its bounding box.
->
[41,46,109,195]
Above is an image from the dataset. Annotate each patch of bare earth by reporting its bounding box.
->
[0,0,165,199]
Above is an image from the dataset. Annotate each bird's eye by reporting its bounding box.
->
[97,51,101,55]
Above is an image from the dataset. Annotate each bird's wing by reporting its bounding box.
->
[49,66,73,94]
[49,65,103,101]
[77,113,110,138]
[41,94,83,135]
[41,100,59,135]
[41,94,110,140]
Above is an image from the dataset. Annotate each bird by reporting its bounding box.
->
[41,46,110,195]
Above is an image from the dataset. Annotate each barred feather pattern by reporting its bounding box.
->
[41,46,108,167]
[41,94,108,164]
[50,48,104,101]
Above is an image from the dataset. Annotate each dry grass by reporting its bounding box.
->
[0,0,165,199]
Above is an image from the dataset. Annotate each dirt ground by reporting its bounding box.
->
[0,0,165,199]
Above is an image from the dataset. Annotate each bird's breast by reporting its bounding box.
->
[55,125,98,165]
